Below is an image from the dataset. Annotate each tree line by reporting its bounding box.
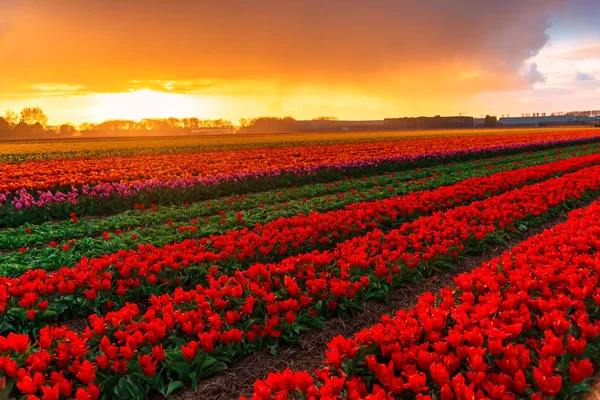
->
[563,110,600,117]
[238,116,339,133]
[0,108,58,139]
[0,107,344,139]
[0,109,343,139]
[0,108,238,139]
[79,118,234,136]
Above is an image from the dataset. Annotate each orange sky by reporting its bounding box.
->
[0,0,599,124]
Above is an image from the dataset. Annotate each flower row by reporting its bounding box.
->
[5,141,587,274]
[2,133,599,227]
[1,162,600,398]
[4,153,600,330]
[245,199,600,399]
[8,140,576,250]
[3,130,596,193]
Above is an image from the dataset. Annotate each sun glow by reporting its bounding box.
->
[87,89,207,121]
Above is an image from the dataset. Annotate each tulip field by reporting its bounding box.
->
[3,128,600,399]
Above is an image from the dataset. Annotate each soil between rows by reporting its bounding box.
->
[158,200,594,400]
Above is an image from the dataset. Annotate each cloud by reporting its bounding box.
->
[576,72,595,81]
[3,0,600,122]
[530,87,573,96]
[30,83,85,94]
[560,44,600,61]
[0,0,22,37]
[127,79,279,96]
[526,63,546,84]
[0,0,568,99]
[460,71,481,79]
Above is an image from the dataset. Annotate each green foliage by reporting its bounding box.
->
[484,114,498,127]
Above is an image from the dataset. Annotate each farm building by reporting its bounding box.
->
[383,115,474,130]
[473,118,486,127]
[293,119,385,132]
[498,115,595,126]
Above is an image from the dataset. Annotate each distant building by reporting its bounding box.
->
[498,115,594,127]
[293,119,385,132]
[383,115,474,130]
[293,116,476,132]
[473,118,486,127]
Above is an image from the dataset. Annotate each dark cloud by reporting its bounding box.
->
[0,0,590,100]
[576,72,595,81]
[527,63,546,84]
[548,0,600,34]
[0,0,21,34]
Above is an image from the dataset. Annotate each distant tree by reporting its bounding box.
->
[242,116,296,133]
[484,115,498,127]
[238,118,249,129]
[211,119,233,129]
[96,119,139,132]
[182,117,200,130]
[20,107,48,127]
[5,110,18,125]
[312,116,339,121]
[59,124,77,135]
[140,118,170,131]
[14,121,45,137]
[564,110,600,117]
[0,117,10,132]
[167,117,183,129]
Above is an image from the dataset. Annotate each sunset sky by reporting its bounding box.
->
[0,0,599,125]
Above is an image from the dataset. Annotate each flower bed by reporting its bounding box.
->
[246,200,600,399]
[4,141,597,272]
[2,164,600,398]
[2,132,599,226]
[4,154,600,331]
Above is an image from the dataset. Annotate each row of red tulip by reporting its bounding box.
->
[3,130,597,193]
[2,163,600,398]
[245,199,600,399]
[5,152,600,332]
[8,141,559,274]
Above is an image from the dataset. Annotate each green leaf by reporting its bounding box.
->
[566,383,590,394]
[125,376,146,399]
[200,357,217,371]
[38,309,58,321]
[170,362,191,381]
[299,314,324,330]
[168,336,189,347]
[114,377,129,398]
[197,359,227,379]
[0,327,11,338]
[0,378,15,399]
[267,343,279,356]
[7,307,25,321]
[164,380,185,397]
[165,350,187,363]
